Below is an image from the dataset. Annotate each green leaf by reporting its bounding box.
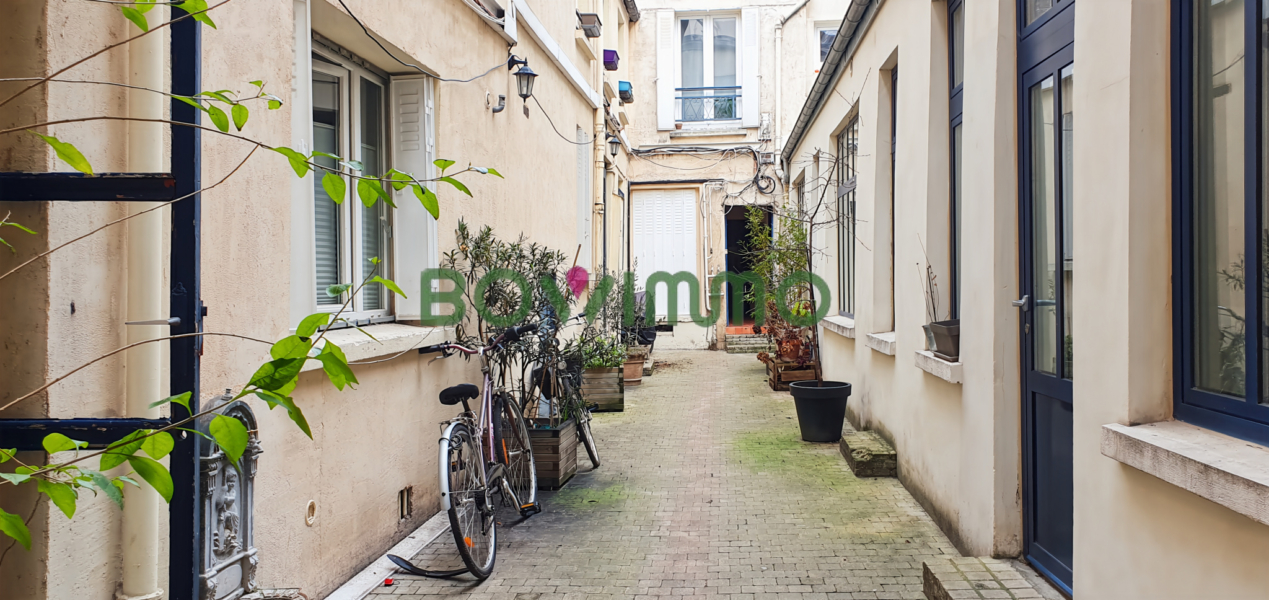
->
[208,105,230,133]
[43,433,86,455]
[270,335,310,360]
[485,168,504,178]
[116,475,140,487]
[388,170,412,192]
[371,276,407,298]
[209,415,249,465]
[263,94,283,110]
[357,178,388,208]
[0,508,31,551]
[297,313,331,338]
[198,90,234,104]
[413,184,439,219]
[30,132,93,175]
[246,358,304,393]
[177,0,217,28]
[99,430,147,472]
[271,147,311,178]
[38,480,77,519]
[433,159,456,172]
[346,159,365,171]
[173,95,209,113]
[249,80,264,89]
[148,391,192,413]
[2,221,37,235]
[0,473,30,485]
[82,469,123,508]
[326,283,352,298]
[255,392,313,439]
[310,151,341,161]
[232,104,249,131]
[0,449,15,464]
[321,171,346,204]
[440,176,472,197]
[127,456,173,503]
[136,0,157,14]
[317,341,358,391]
[120,7,149,31]
[352,325,379,342]
[141,432,174,460]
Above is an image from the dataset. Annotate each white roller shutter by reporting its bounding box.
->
[656,10,676,131]
[390,75,437,321]
[741,7,760,128]
[632,188,697,319]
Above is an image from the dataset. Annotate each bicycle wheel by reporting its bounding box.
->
[496,393,538,515]
[441,423,496,579]
[563,377,601,468]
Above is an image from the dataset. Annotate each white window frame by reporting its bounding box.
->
[312,47,393,322]
[674,11,742,128]
[815,21,841,65]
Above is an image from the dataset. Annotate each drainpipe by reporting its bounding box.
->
[120,7,165,600]
[602,167,608,275]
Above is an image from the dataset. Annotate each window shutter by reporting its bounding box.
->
[390,75,436,321]
[656,10,676,131]
[741,7,760,128]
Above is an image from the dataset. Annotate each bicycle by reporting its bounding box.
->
[387,323,541,581]
[526,312,601,469]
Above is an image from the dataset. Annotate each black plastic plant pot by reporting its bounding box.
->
[789,381,852,443]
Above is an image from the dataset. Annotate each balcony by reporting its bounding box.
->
[676,86,741,122]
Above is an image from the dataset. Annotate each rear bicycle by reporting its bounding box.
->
[559,356,601,468]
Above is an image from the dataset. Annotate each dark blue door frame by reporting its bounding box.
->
[0,11,203,600]
[1018,1,1075,595]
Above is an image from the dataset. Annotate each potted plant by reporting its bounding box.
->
[919,243,959,361]
[574,331,626,411]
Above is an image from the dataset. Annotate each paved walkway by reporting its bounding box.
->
[370,350,953,599]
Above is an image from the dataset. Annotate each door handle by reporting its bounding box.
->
[1012,295,1030,311]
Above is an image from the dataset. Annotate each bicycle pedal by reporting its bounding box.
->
[519,502,543,517]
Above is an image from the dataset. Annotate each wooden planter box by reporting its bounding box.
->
[529,418,577,490]
[762,356,820,391]
[582,367,624,412]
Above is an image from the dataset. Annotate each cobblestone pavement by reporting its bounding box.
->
[369,350,954,599]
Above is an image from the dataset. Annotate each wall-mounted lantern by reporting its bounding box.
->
[508,55,538,100]
[607,134,621,157]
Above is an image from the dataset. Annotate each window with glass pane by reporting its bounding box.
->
[949,0,964,319]
[678,14,740,122]
[951,3,964,89]
[838,117,858,316]
[311,51,391,318]
[1176,0,1269,442]
[1031,76,1059,375]
[819,28,837,63]
[1025,0,1055,26]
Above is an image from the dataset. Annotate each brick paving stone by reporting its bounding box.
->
[367,351,953,600]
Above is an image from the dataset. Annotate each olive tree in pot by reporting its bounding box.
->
[743,179,851,442]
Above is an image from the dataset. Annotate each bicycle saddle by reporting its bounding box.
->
[439,383,479,405]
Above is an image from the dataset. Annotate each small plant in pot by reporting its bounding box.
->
[919,248,960,362]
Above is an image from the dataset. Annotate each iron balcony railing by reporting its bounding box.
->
[676,86,741,122]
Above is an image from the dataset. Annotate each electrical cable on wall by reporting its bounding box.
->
[531,96,598,146]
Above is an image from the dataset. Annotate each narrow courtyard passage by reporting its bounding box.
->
[372,350,955,599]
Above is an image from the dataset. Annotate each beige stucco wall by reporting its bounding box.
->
[0,0,605,598]
[792,0,1269,597]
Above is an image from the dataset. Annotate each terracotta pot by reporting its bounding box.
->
[622,357,644,386]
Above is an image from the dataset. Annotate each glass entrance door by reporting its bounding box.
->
[1019,23,1075,593]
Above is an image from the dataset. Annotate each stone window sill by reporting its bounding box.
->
[865,331,896,356]
[822,315,855,339]
[669,127,748,138]
[915,350,962,384]
[1101,420,1269,526]
[299,323,454,372]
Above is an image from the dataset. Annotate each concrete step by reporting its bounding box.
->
[839,422,897,478]
[923,557,1064,600]
[725,334,773,353]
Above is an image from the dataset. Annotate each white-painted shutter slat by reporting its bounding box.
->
[391,75,436,321]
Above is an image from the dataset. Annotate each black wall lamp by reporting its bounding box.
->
[508,55,538,100]
[607,134,621,157]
